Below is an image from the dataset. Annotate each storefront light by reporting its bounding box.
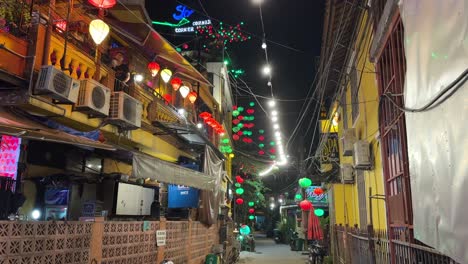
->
[31,209,41,220]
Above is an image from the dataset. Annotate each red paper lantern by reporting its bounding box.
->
[54,20,67,32]
[233,106,238,110]
[313,187,324,195]
[248,209,255,214]
[232,119,240,125]
[270,148,276,154]
[246,109,255,114]
[236,198,244,205]
[199,112,211,120]
[147,61,160,77]
[162,94,172,103]
[233,134,240,141]
[88,0,116,9]
[236,176,244,184]
[258,150,265,155]
[258,135,265,141]
[237,131,244,136]
[238,115,244,120]
[188,91,197,103]
[299,200,313,211]
[170,77,182,91]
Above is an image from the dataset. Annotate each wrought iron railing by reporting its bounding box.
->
[331,225,459,264]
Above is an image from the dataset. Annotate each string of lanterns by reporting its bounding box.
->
[199,112,226,135]
[296,177,326,217]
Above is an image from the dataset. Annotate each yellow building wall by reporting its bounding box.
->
[330,12,387,231]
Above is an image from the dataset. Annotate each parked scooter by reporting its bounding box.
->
[273,229,282,244]
[289,229,299,250]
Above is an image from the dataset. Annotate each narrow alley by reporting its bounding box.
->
[238,234,308,264]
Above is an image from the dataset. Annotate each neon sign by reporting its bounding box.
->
[173,5,194,21]
[175,19,211,33]
[0,135,21,180]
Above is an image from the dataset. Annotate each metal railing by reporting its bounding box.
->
[332,225,459,264]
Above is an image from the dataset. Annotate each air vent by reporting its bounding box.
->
[108,92,142,130]
[75,79,111,117]
[341,129,357,156]
[35,65,80,103]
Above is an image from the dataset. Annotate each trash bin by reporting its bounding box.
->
[205,254,218,264]
[294,239,304,251]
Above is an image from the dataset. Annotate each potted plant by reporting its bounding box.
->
[0,0,31,33]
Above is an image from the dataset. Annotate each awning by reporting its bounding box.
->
[0,109,115,151]
[132,152,216,191]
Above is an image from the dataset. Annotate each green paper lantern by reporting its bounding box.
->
[259,129,265,134]
[270,141,275,146]
[248,202,255,207]
[238,107,244,112]
[237,123,244,128]
[235,188,244,195]
[270,155,276,159]
[226,148,233,154]
[239,225,251,235]
[235,183,241,188]
[259,144,265,148]
[232,110,240,116]
[249,215,255,220]
[314,208,325,217]
[233,127,240,133]
[295,194,303,200]
[222,138,230,144]
[249,102,255,107]
[299,178,312,188]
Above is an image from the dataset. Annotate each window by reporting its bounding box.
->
[376,17,412,240]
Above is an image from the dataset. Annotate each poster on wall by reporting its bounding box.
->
[306,186,328,207]
[0,135,22,180]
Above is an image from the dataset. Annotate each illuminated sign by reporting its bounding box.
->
[175,19,211,33]
[306,186,328,207]
[0,135,21,180]
[173,5,194,21]
[320,133,339,164]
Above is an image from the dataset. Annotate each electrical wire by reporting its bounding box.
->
[384,68,468,113]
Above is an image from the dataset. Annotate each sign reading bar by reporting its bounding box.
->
[156,230,166,246]
[320,133,339,164]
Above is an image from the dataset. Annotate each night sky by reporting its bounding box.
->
[146,1,325,191]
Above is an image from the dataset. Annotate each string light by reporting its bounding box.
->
[262,65,271,75]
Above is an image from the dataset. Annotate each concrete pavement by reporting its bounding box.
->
[238,234,308,264]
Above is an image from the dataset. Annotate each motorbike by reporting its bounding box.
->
[289,229,299,251]
[273,229,282,244]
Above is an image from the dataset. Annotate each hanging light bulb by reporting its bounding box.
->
[170,77,182,91]
[179,85,190,98]
[160,69,173,83]
[188,91,197,103]
[147,62,160,77]
[262,65,271,75]
[268,100,276,107]
[89,19,110,45]
[133,74,144,83]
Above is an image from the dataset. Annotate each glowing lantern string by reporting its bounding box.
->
[299,200,312,211]
[89,19,110,45]
[315,208,325,217]
[88,0,116,9]
[248,202,255,207]
[235,188,244,195]
[232,119,240,125]
[170,77,182,91]
[188,91,197,103]
[249,215,255,220]
[299,178,312,188]
[147,62,160,77]
[235,176,244,184]
[233,134,240,141]
[160,69,172,83]
[179,85,190,98]
[314,188,324,196]
[236,198,244,205]
[248,209,255,214]
[294,194,303,200]
[258,136,265,141]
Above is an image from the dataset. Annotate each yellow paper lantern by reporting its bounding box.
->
[160,69,173,83]
[89,19,110,45]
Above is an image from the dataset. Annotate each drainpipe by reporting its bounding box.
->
[42,0,56,65]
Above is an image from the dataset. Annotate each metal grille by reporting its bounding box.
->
[376,17,413,241]
[0,221,92,264]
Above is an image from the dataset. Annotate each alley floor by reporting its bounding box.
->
[238,234,308,264]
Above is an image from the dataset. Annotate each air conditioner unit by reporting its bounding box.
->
[35,65,80,103]
[108,92,142,130]
[75,79,111,117]
[341,164,354,183]
[353,140,372,169]
[341,129,356,156]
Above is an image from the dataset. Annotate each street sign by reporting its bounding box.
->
[156,230,166,246]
